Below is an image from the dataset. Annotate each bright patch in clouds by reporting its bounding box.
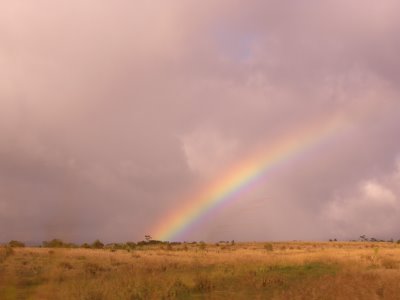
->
[325,159,400,239]
[363,181,396,205]
[181,129,238,177]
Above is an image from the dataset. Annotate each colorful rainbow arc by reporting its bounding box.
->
[151,115,346,241]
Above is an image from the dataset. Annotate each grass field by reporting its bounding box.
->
[1,241,400,299]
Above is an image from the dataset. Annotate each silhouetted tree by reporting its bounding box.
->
[360,235,367,242]
[91,240,104,249]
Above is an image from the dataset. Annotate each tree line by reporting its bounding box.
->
[3,236,188,250]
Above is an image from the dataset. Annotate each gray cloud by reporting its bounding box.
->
[1,0,400,243]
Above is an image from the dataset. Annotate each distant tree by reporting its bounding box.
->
[43,239,65,248]
[81,243,91,249]
[144,235,152,242]
[360,235,367,242]
[91,240,104,249]
[8,240,25,248]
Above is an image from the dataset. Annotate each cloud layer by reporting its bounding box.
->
[1,0,400,243]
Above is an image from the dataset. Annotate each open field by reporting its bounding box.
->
[1,242,400,299]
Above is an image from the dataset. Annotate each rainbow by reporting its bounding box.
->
[152,114,347,241]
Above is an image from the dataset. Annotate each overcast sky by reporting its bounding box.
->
[1,0,400,243]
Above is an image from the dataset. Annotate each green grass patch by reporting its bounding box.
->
[266,261,339,278]
[254,262,339,292]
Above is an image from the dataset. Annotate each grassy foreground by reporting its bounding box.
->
[1,242,400,299]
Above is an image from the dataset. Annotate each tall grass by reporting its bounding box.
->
[1,242,400,299]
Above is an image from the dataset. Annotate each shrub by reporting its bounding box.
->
[264,243,273,251]
[42,239,69,248]
[126,242,136,250]
[91,240,104,249]
[8,240,25,247]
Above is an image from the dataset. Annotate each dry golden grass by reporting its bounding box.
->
[1,242,400,299]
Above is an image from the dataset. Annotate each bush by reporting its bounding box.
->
[8,240,25,248]
[43,239,65,248]
[91,240,104,249]
[126,242,136,250]
[264,243,274,251]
